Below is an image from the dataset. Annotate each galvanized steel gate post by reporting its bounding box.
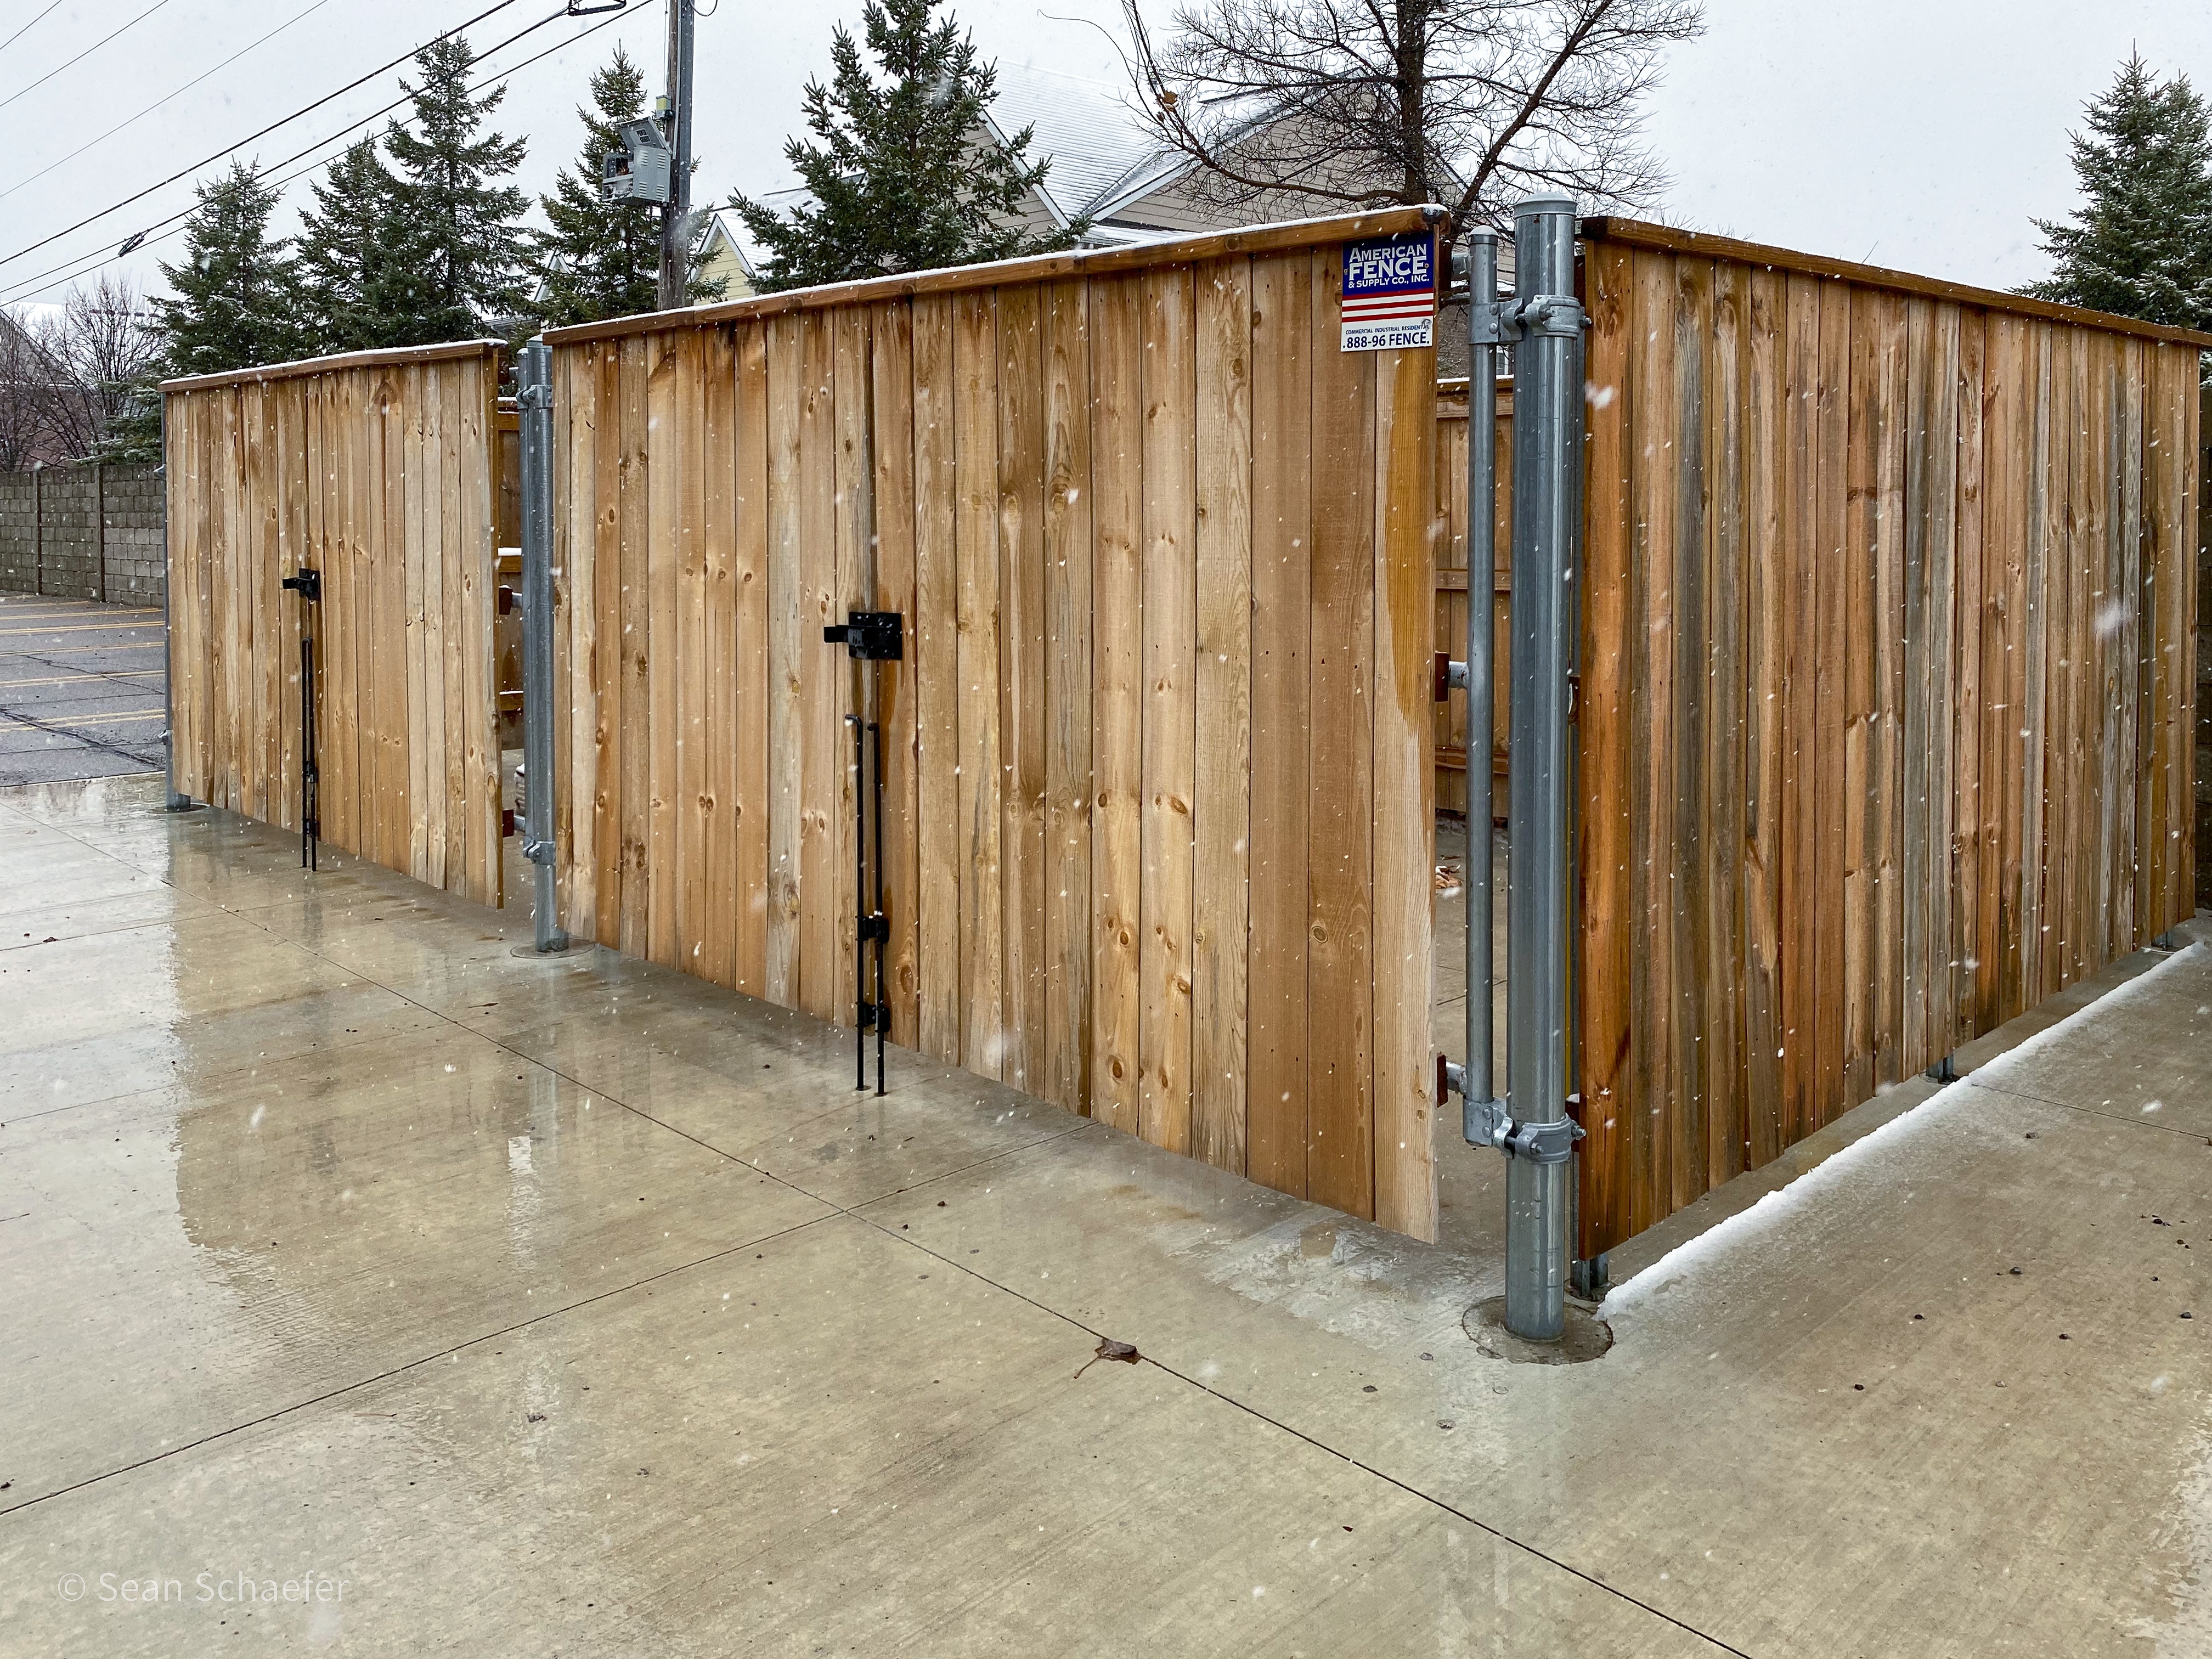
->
[1441,195,1586,1342]
[518,339,569,955]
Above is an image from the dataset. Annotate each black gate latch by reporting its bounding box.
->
[281,568,322,602]
[823,611,902,659]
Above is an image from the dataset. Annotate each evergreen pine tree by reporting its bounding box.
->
[730,0,1082,291]
[380,35,529,342]
[148,161,304,375]
[88,388,163,467]
[2028,54,2212,336]
[296,138,425,353]
[530,46,723,328]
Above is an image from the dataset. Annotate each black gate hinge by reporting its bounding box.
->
[281,567,322,602]
[823,611,902,660]
[859,911,889,943]
[856,999,883,1030]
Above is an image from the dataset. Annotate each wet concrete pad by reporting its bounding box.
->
[0,1024,830,1506]
[0,1216,1717,1657]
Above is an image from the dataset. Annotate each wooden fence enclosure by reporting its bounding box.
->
[162,213,2201,1265]
[1573,219,2204,1256]
[543,211,1444,1239]
[164,341,507,908]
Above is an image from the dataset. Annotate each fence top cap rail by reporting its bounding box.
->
[160,337,506,394]
[1581,216,2212,351]
[541,204,1448,346]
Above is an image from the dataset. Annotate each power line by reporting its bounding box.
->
[0,0,177,117]
[1,0,340,205]
[0,1,67,58]
[0,0,533,275]
[0,2,644,309]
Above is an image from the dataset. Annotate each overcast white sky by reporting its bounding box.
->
[3,0,2210,315]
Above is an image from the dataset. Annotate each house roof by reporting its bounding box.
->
[982,63,1178,226]
[701,210,756,275]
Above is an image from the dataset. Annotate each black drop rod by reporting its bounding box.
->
[871,716,885,1097]
[298,636,315,870]
[850,712,867,1092]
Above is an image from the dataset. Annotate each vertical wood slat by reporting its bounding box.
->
[701,323,740,991]
[1305,249,1375,1218]
[872,303,921,1041]
[734,321,772,996]
[325,375,354,855]
[1627,246,1675,1231]
[1777,273,1821,1150]
[407,363,431,889]
[1953,309,1988,1043]
[953,291,1005,1076]
[617,337,652,958]
[650,334,684,972]
[1704,259,1748,1193]
[1669,256,1712,1212]
[1991,315,2032,1023]
[678,325,713,981]
[1246,250,1314,1198]
[1193,257,1254,1177]
[833,308,872,1034]
[1740,267,1785,1172]
[998,285,1048,1096]
[1088,273,1145,1136]
[2112,340,2143,962]
[765,315,805,1002]
[1577,241,1635,1252]
[1139,265,1198,1155]
[430,369,456,890]
[911,297,960,1062]
[1372,336,1437,1239]
[1040,281,1093,1114]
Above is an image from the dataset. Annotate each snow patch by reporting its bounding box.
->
[1605,943,2205,1321]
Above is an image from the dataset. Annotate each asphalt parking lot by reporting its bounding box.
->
[0,594,167,786]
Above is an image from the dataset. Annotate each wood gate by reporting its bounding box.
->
[163,341,508,907]
[543,211,1445,1239]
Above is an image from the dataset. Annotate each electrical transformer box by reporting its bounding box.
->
[601,119,672,205]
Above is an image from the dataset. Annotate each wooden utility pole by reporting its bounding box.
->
[656,0,696,312]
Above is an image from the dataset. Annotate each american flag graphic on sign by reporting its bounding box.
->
[1340,231,1437,352]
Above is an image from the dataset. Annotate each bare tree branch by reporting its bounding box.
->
[1121,0,1701,235]
[12,276,160,464]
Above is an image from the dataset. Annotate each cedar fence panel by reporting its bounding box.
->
[1576,220,2203,1256]
[162,342,505,908]
[545,211,1443,1239]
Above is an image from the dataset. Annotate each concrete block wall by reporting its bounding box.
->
[98,467,166,606]
[0,471,32,595]
[0,464,167,606]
